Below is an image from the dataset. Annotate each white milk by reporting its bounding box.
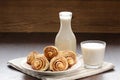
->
[55,11,76,52]
[81,43,105,67]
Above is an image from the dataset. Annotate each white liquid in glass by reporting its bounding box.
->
[81,43,105,66]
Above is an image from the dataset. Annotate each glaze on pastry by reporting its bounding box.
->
[44,46,58,61]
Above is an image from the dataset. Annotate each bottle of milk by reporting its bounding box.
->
[55,11,76,52]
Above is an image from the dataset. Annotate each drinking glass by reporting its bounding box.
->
[81,40,106,69]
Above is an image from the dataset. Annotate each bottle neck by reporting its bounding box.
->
[59,18,72,33]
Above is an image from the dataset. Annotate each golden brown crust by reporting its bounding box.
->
[59,50,77,67]
[44,46,58,61]
[31,54,49,71]
[27,51,39,65]
[50,56,68,71]
[26,46,77,72]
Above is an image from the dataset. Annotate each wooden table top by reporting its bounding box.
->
[0,33,120,80]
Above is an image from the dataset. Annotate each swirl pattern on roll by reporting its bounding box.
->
[27,51,39,65]
[50,56,68,71]
[44,46,58,61]
[31,54,49,71]
[59,50,76,67]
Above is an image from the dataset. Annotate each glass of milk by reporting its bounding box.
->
[81,40,106,69]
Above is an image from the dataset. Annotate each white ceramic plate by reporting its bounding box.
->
[21,56,81,76]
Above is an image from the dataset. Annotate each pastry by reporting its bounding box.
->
[31,54,49,71]
[50,56,68,71]
[27,51,39,65]
[59,50,76,67]
[44,46,58,61]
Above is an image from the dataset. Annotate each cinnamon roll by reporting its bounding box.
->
[44,46,58,61]
[31,54,49,71]
[59,50,77,67]
[27,51,39,65]
[50,56,68,71]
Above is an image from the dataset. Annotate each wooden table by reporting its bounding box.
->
[0,33,120,80]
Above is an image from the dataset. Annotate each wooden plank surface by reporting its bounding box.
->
[0,0,120,33]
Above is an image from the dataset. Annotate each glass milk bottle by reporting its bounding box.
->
[55,11,76,52]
